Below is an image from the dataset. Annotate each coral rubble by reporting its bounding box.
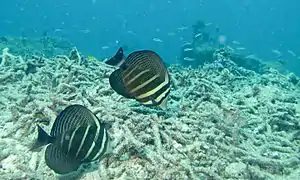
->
[0,46,299,180]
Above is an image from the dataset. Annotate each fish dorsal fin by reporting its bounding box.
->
[45,144,81,174]
[125,50,154,65]
[124,50,166,73]
[104,47,125,67]
[50,105,98,137]
[109,69,133,98]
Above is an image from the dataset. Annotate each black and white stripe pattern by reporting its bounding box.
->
[121,50,171,107]
[50,105,109,162]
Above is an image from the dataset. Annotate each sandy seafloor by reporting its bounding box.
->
[0,43,299,180]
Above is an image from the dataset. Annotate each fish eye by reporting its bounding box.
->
[65,135,70,140]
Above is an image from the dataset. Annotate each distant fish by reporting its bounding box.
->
[79,29,90,34]
[232,41,240,45]
[205,23,212,26]
[104,47,171,108]
[194,33,203,38]
[127,30,136,36]
[245,54,258,59]
[31,105,110,174]
[152,38,163,43]
[101,46,109,50]
[177,26,188,31]
[298,56,300,60]
[167,32,176,36]
[182,42,192,47]
[183,57,195,61]
[287,50,296,57]
[53,28,63,33]
[236,47,246,50]
[183,48,193,52]
[272,49,282,55]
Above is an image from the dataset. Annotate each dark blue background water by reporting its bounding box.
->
[1,0,299,74]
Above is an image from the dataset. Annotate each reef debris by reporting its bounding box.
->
[0,47,299,180]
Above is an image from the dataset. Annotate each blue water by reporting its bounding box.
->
[1,0,299,74]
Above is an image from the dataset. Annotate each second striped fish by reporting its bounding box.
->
[104,47,171,109]
[31,104,110,174]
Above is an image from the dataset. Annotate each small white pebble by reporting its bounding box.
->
[225,162,246,178]
[173,140,183,149]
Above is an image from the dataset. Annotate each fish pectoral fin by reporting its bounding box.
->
[45,144,81,175]
[109,69,132,98]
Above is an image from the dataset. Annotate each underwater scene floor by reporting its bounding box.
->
[0,39,299,180]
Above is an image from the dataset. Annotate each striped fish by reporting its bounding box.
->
[31,104,110,174]
[104,47,171,109]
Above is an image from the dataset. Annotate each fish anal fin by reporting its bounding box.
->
[45,144,81,174]
[158,98,168,110]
